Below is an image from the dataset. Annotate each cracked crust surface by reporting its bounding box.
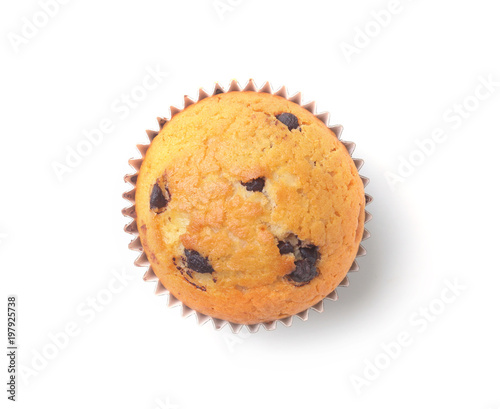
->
[135,91,365,324]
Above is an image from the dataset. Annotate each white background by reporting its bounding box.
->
[1,0,500,408]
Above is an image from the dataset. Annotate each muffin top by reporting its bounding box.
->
[135,91,365,324]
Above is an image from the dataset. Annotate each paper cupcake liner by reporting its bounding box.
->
[122,79,372,334]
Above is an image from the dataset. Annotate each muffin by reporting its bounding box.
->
[131,87,366,325]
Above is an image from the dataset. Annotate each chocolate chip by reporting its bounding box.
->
[184,249,214,274]
[182,277,207,291]
[287,259,318,283]
[278,241,294,255]
[214,88,224,95]
[150,182,169,211]
[242,177,265,192]
[299,245,319,262]
[276,113,299,131]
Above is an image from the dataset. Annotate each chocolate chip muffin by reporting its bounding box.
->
[134,90,365,325]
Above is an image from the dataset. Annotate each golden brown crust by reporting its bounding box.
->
[135,91,365,324]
